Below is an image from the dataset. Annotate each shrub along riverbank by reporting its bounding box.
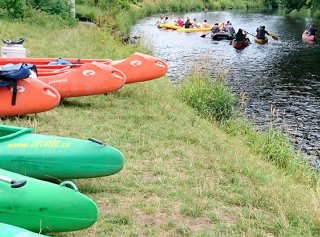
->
[1,1,320,236]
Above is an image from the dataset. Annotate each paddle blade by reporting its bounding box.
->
[269,33,278,40]
[200,33,207,38]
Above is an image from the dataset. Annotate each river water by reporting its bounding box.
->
[131,11,320,164]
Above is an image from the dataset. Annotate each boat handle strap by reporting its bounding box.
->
[60,181,79,191]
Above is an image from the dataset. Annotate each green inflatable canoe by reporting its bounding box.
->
[0,223,49,236]
[0,125,124,180]
[0,168,98,233]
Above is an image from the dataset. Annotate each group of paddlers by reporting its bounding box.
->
[211,21,236,35]
[231,23,317,45]
[157,15,236,32]
[156,15,212,29]
[156,15,317,44]
[233,26,269,44]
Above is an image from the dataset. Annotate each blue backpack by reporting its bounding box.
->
[0,63,36,105]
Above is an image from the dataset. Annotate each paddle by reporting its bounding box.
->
[243,30,278,40]
[200,32,210,38]
[244,30,278,40]
[0,175,27,188]
[268,32,278,40]
[243,31,255,37]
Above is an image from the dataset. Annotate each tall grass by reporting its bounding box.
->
[179,69,236,121]
[224,117,318,185]
[313,9,320,19]
[178,70,318,186]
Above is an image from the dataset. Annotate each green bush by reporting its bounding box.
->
[0,0,75,21]
[75,4,97,22]
[220,0,230,9]
[0,0,28,18]
[23,9,75,28]
[205,1,221,10]
[179,71,236,121]
[312,9,320,18]
[158,1,169,12]
[98,0,131,10]
[170,1,185,12]
[191,2,203,11]
[41,0,72,19]
[27,0,72,20]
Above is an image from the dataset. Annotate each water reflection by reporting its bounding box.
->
[131,11,320,161]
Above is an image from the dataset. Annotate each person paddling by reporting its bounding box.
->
[224,22,235,35]
[234,29,246,42]
[192,18,200,28]
[202,19,209,28]
[155,15,165,25]
[211,23,220,33]
[307,24,317,36]
[176,16,184,27]
[184,18,192,29]
[256,26,270,39]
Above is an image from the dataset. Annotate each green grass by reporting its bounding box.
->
[179,70,236,121]
[22,79,320,237]
[1,3,320,237]
[178,70,317,185]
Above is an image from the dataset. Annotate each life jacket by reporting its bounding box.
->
[0,63,37,105]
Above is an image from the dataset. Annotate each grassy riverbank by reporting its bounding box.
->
[1,2,320,236]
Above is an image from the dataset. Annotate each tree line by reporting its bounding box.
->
[0,0,319,19]
[282,0,320,13]
[90,0,320,13]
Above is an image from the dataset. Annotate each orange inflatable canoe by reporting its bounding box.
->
[39,62,126,98]
[302,30,315,43]
[0,53,168,84]
[0,77,60,116]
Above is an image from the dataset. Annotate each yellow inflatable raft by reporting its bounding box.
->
[157,23,214,32]
[176,27,213,32]
[157,23,182,30]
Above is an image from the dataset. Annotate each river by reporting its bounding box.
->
[131,10,320,165]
